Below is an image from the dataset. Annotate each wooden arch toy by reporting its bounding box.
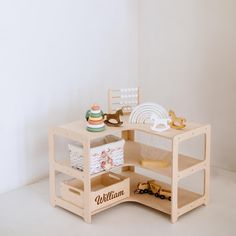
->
[129,102,169,125]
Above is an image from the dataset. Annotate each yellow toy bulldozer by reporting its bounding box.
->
[135,180,171,201]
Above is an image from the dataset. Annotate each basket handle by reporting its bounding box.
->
[108,173,122,181]
[68,186,81,195]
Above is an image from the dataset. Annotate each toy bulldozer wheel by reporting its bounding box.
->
[154,193,159,198]
[160,195,165,200]
[139,190,144,194]
[144,189,148,194]
[168,196,171,201]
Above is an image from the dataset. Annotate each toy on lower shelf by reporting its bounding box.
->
[135,180,171,201]
[86,104,105,132]
[140,159,170,168]
[169,110,186,130]
[104,109,124,127]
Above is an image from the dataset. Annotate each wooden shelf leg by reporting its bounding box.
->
[122,165,135,172]
[122,130,135,141]
[83,138,92,224]
[49,130,56,207]
[171,137,179,223]
[204,126,211,206]
[128,130,135,141]
[84,214,92,224]
[122,130,135,175]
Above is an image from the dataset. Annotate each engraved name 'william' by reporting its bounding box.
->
[95,190,124,205]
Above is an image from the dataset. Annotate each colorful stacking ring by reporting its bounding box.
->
[87,123,105,129]
[86,126,105,132]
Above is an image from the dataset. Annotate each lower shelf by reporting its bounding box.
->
[119,170,203,215]
[90,170,203,216]
[57,170,204,220]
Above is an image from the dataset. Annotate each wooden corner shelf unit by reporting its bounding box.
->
[49,116,211,224]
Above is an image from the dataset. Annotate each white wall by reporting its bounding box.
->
[0,0,138,193]
[1,0,235,194]
[138,0,236,171]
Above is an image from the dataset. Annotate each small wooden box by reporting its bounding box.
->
[60,172,130,211]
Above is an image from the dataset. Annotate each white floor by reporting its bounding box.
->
[0,167,236,236]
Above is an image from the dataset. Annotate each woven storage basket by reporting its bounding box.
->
[68,135,125,175]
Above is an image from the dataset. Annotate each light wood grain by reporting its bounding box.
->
[56,141,204,179]
[171,137,179,223]
[124,141,203,177]
[83,139,92,223]
[93,170,202,216]
[58,115,207,141]
[49,117,211,223]
[49,130,56,207]
[60,172,130,212]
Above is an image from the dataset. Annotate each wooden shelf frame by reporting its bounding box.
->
[124,140,206,179]
[121,126,210,223]
[49,118,211,224]
[120,169,203,215]
[55,140,206,180]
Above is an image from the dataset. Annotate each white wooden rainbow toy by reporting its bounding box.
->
[129,103,170,132]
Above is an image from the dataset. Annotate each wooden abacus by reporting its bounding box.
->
[108,87,140,114]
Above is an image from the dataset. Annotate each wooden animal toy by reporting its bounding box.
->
[103,109,124,127]
[150,115,170,132]
[169,110,186,130]
[135,180,171,201]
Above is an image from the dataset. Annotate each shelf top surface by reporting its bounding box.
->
[54,115,208,141]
